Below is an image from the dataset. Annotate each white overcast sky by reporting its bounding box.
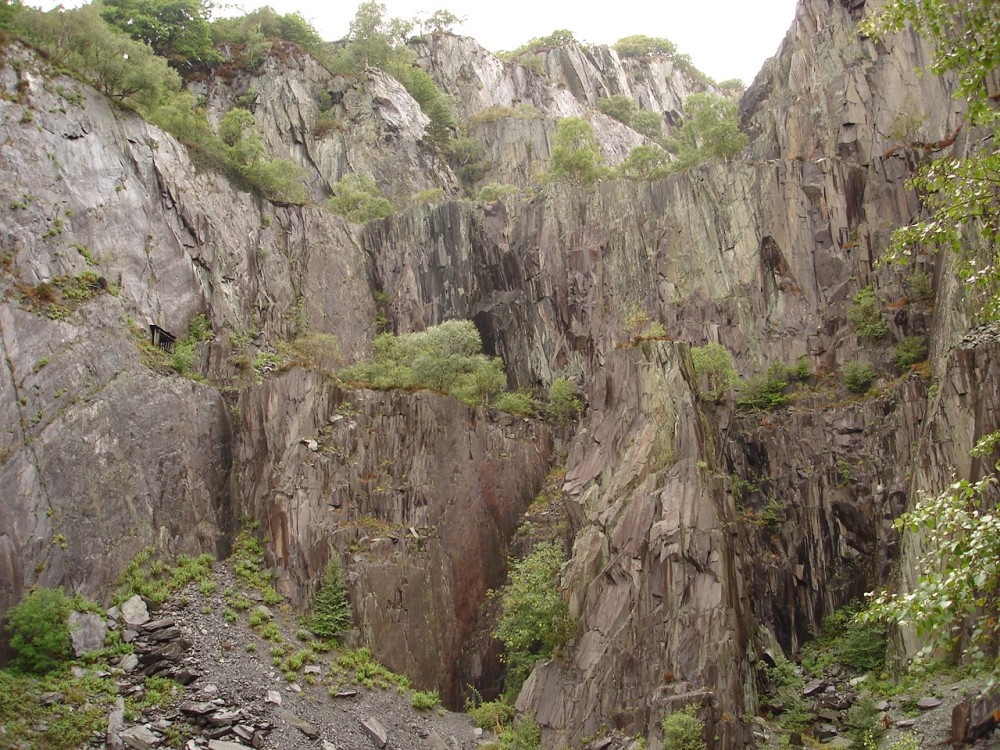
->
[42,0,801,85]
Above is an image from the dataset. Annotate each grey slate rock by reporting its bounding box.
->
[121,595,150,627]
[916,696,943,710]
[121,724,161,750]
[277,708,319,739]
[361,716,388,748]
[69,611,108,657]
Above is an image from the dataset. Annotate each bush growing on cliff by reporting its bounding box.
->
[327,174,394,223]
[661,704,705,750]
[861,432,1000,675]
[550,117,607,186]
[544,378,582,425]
[619,145,672,180]
[613,34,677,59]
[597,94,663,140]
[847,286,887,340]
[893,335,927,370]
[4,588,75,674]
[691,343,740,402]
[494,540,574,698]
[841,359,876,394]
[664,94,747,169]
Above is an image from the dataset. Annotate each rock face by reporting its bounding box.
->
[0,0,996,747]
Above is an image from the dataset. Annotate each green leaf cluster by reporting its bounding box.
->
[597,94,663,140]
[661,704,705,750]
[101,0,218,68]
[309,557,353,640]
[841,359,876,394]
[893,335,928,370]
[4,588,75,674]
[847,286,888,340]
[498,29,575,61]
[550,116,608,186]
[340,320,507,406]
[862,435,1000,675]
[494,540,574,698]
[613,35,677,59]
[663,94,747,169]
[327,173,394,223]
[544,378,581,425]
[691,343,739,402]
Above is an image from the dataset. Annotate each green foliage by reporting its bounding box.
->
[801,602,887,674]
[0,667,120,749]
[410,690,440,711]
[230,519,282,605]
[597,95,662,140]
[738,363,790,411]
[309,557,353,640]
[893,336,928,370]
[0,0,24,29]
[544,378,581,425]
[392,64,455,151]
[466,697,517,731]
[613,35,677,59]
[494,389,536,417]
[664,94,747,169]
[498,29,575,61]
[416,9,464,35]
[446,136,489,184]
[478,183,521,203]
[494,541,574,697]
[217,108,308,204]
[14,5,183,108]
[113,548,214,606]
[619,145,672,180]
[211,6,324,65]
[550,117,607,186]
[169,313,212,376]
[661,704,705,750]
[863,0,999,321]
[862,435,1000,674]
[498,714,543,750]
[101,0,217,67]
[285,332,342,376]
[4,588,74,674]
[328,647,410,691]
[327,173,394,223]
[847,287,888,340]
[762,651,814,731]
[842,359,877,394]
[691,343,740,402]
[340,320,514,408]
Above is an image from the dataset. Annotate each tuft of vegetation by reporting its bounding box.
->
[498,714,543,750]
[309,557,353,641]
[327,173,394,223]
[801,602,887,674]
[597,94,662,140]
[493,389,536,418]
[550,117,607,186]
[862,432,1000,675]
[477,183,522,203]
[494,540,574,699]
[169,313,213,377]
[893,336,928,370]
[762,650,813,732]
[410,689,440,711]
[327,646,410,691]
[4,588,75,674]
[691,343,740,403]
[284,332,342,376]
[661,704,705,750]
[339,320,512,409]
[847,286,888,340]
[618,144,672,180]
[498,29,575,62]
[113,548,214,606]
[466,696,517,732]
[613,35,677,59]
[841,359,877,394]
[544,378,581,425]
[664,94,747,169]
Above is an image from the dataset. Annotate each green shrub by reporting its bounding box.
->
[412,187,445,204]
[893,336,927,369]
[4,588,74,674]
[494,390,536,417]
[691,343,740,402]
[495,541,574,698]
[597,95,663,140]
[842,359,876,393]
[661,704,705,750]
[613,34,677,58]
[664,94,747,169]
[762,652,813,731]
[737,363,790,411]
[466,698,517,731]
[544,378,581,425]
[847,287,888,340]
[619,145,672,180]
[478,183,521,203]
[801,602,886,673]
[550,117,607,186]
[410,690,440,711]
[309,557,353,640]
[169,313,213,376]
[844,694,886,746]
[499,714,543,750]
[907,268,934,301]
[286,332,342,376]
[498,29,575,60]
[327,173,394,223]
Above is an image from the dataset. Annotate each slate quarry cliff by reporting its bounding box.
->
[1,1,997,748]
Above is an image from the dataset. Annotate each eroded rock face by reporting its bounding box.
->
[232,369,554,705]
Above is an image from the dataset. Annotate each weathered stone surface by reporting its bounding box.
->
[360,716,388,748]
[276,708,319,739]
[121,725,161,750]
[108,697,125,750]
[69,610,107,657]
[916,696,943,711]
[121,597,151,628]
[951,685,1000,743]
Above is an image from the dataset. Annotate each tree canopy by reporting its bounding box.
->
[664,94,747,169]
[101,0,218,67]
